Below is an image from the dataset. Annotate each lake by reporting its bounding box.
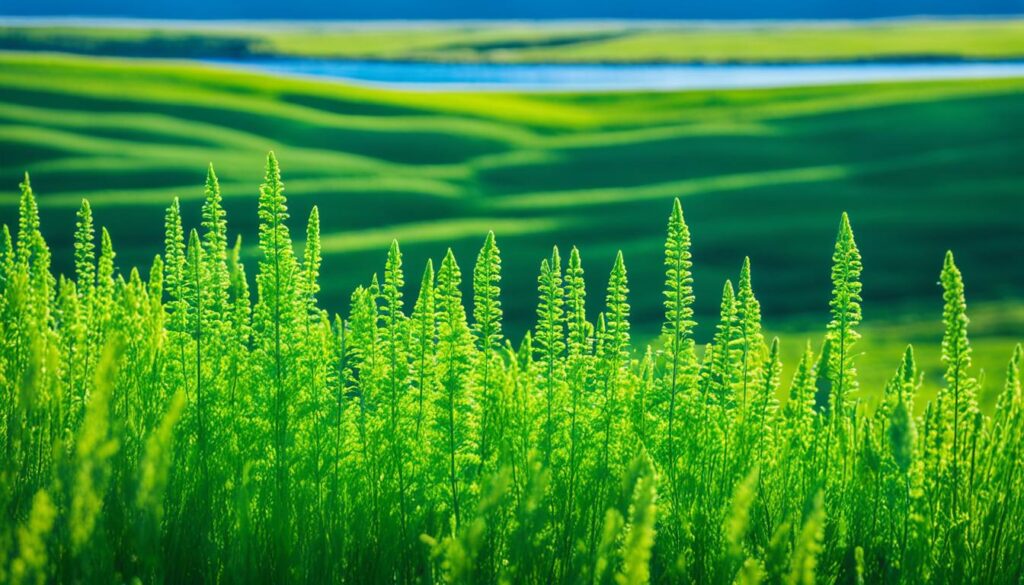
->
[206,59,1024,91]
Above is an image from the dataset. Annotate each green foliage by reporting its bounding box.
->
[535,246,566,468]
[736,257,766,412]
[0,158,1021,584]
[472,232,503,473]
[658,198,695,496]
[73,199,95,301]
[786,491,825,585]
[434,248,477,530]
[827,212,863,416]
[9,490,56,585]
[938,251,978,518]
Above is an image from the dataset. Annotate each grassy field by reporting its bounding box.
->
[1,51,1022,404]
[6,147,1022,585]
[3,19,1024,62]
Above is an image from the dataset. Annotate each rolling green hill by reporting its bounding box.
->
[1,52,1022,403]
[4,19,1024,63]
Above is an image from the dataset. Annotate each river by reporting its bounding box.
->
[205,59,1024,91]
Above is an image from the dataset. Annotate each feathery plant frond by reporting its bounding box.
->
[410,259,437,442]
[1,159,1020,585]
[163,197,186,308]
[253,151,302,578]
[827,212,863,417]
[472,232,503,474]
[302,206,322,310]
[596,251,632,486]
[535,246,566,469]
[435,248,477,530]
[659,198,696,519]
[472,232,503,352]
[74,199,96,302]
[939,250,977,516]
[736,257,765,413]
[602,251,631,365]
[201,163,231,320]
[709,280,740,407]
[16,174,46,270]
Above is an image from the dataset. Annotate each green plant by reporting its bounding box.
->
[0,155,1021,584]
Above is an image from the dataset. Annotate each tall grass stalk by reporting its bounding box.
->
[0,155,1021,584]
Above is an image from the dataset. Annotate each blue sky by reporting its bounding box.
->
[4,0,1023,19]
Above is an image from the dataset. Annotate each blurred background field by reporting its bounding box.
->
[1,18,1022,407]
[4,19,1024,62]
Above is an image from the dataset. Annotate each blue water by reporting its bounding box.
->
[206,59,1024,91]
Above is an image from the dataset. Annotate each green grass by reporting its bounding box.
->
[3,157,1022,583]
[1,52,1022,388]
[773,302,1024,411]
[4,19,1024,62]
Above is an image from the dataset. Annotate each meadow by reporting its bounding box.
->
[2,20,1024,579]
[1,157,1022,583]
[1,51,1023,402]
[3,19,1024,63]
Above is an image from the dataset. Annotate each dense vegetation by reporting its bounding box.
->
[2,156,1022,583]
[5,20,1024,63]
